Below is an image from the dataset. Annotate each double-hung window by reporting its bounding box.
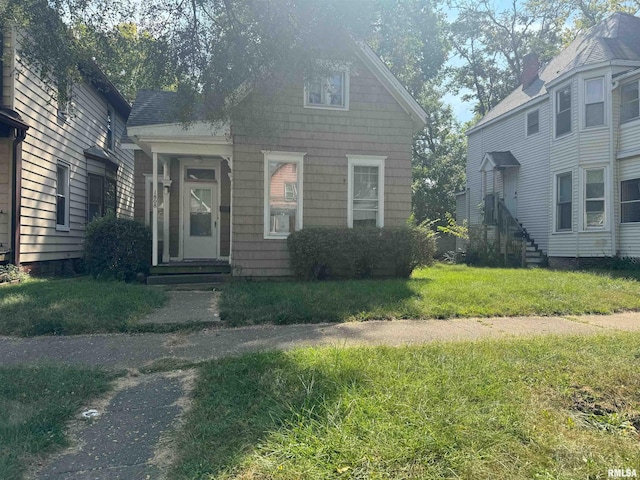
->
[526,109,539,136]
[621,178,640,223]
[621,81,640,123]
[584,168,605,229]
[88,174,117,221]
[556,85,572,137]
[56,163,70,230]
[347,155,386,228]
[305,71,348,109]
[264,151,304,239]
[556,172,572,231]
[585,78,604,127]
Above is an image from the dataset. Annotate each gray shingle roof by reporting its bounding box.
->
[470,12,640,132]
[487,151,520,167]
[127,90,206,128]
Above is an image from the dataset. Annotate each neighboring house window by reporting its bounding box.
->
[144,176,164,240]
[347,155,386,228]
[620,178,640,223]
[585,77,605,127]
[263,151,304,239]
[106,108,115,151]
[56,163,70,230]
[305,71,349,109]
[88,174,117,221]
[527,109,539,136]
[556,172,572,231]
[584,168,605,228]
[556,85,572,137]
[621,81,640,123]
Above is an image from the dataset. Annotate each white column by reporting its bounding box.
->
[162,159,171,263]
[225,156,233,266]
[152,152,158,267]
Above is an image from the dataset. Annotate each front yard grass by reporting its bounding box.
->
[0,277,166,336]
[0,365,117,480]
[221,264,640,325]
[171,333,640,479]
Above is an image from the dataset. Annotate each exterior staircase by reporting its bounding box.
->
[486,194,547,268]
[146,261,231,286]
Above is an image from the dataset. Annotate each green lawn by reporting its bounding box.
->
[0,365,117,480]
[171,334,640,479]
[221,264,640,325]
[0,277,166,336]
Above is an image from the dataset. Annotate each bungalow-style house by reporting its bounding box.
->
[126,42,426,279]
[457,13,640,267]
[0,29,134,273]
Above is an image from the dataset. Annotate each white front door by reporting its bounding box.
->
[502,168,518,217]
[183,181,218,259]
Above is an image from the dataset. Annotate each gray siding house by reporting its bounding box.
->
[458,13,640,267]
[126,42,426,277]
[0,29,134,272]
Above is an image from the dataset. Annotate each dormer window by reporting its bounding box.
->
[305,71,349,110]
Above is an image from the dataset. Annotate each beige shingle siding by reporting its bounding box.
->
[232,58,414,276]
[0,140,11,250]
[12,39,134,263]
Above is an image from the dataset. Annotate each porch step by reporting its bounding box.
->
[150,263,231,275]
[146,273,230,285]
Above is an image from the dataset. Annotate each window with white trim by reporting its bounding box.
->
[56,163,70,230]
[305,71,348,109]
[144,175,164,240]
[526,109,539,136]
[621,178,640,223]
[556,85,572,137]
[347,155,386,228]
[264,151,304,238]
[556,172,572,231]
[585,77,604,127]
[584,168,605,229]
[621,80,640,123]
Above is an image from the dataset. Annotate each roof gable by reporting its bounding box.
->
[469,12,640,134]
[128,42,426,130]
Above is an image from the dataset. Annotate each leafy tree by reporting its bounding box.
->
[445,0,569,117]
[412,85,466,225]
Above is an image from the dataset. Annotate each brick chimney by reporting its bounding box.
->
[521,53,539,89]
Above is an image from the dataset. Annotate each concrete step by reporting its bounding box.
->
[147,273,230,285]
[150,264,231,275]
[526,256,545,264]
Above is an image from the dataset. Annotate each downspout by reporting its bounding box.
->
[11,127,26,265]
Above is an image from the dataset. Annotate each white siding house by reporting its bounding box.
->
[459,13,640,267]
[0,29,133,272]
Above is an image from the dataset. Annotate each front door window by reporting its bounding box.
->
[190,188,213,237]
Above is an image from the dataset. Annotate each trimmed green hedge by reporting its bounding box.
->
[287,226,436,280]
[83,216,152,282]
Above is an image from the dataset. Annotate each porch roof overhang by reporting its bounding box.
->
[479,151,520,172]
[126,121,233,157]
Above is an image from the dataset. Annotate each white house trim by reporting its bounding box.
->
[346,154,386,228]
[262,151,305,240]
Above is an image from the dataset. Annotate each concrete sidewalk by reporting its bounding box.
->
[3,312,640,369]
[10,312,638,479]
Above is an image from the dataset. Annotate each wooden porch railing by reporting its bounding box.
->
[484,194,526,266]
